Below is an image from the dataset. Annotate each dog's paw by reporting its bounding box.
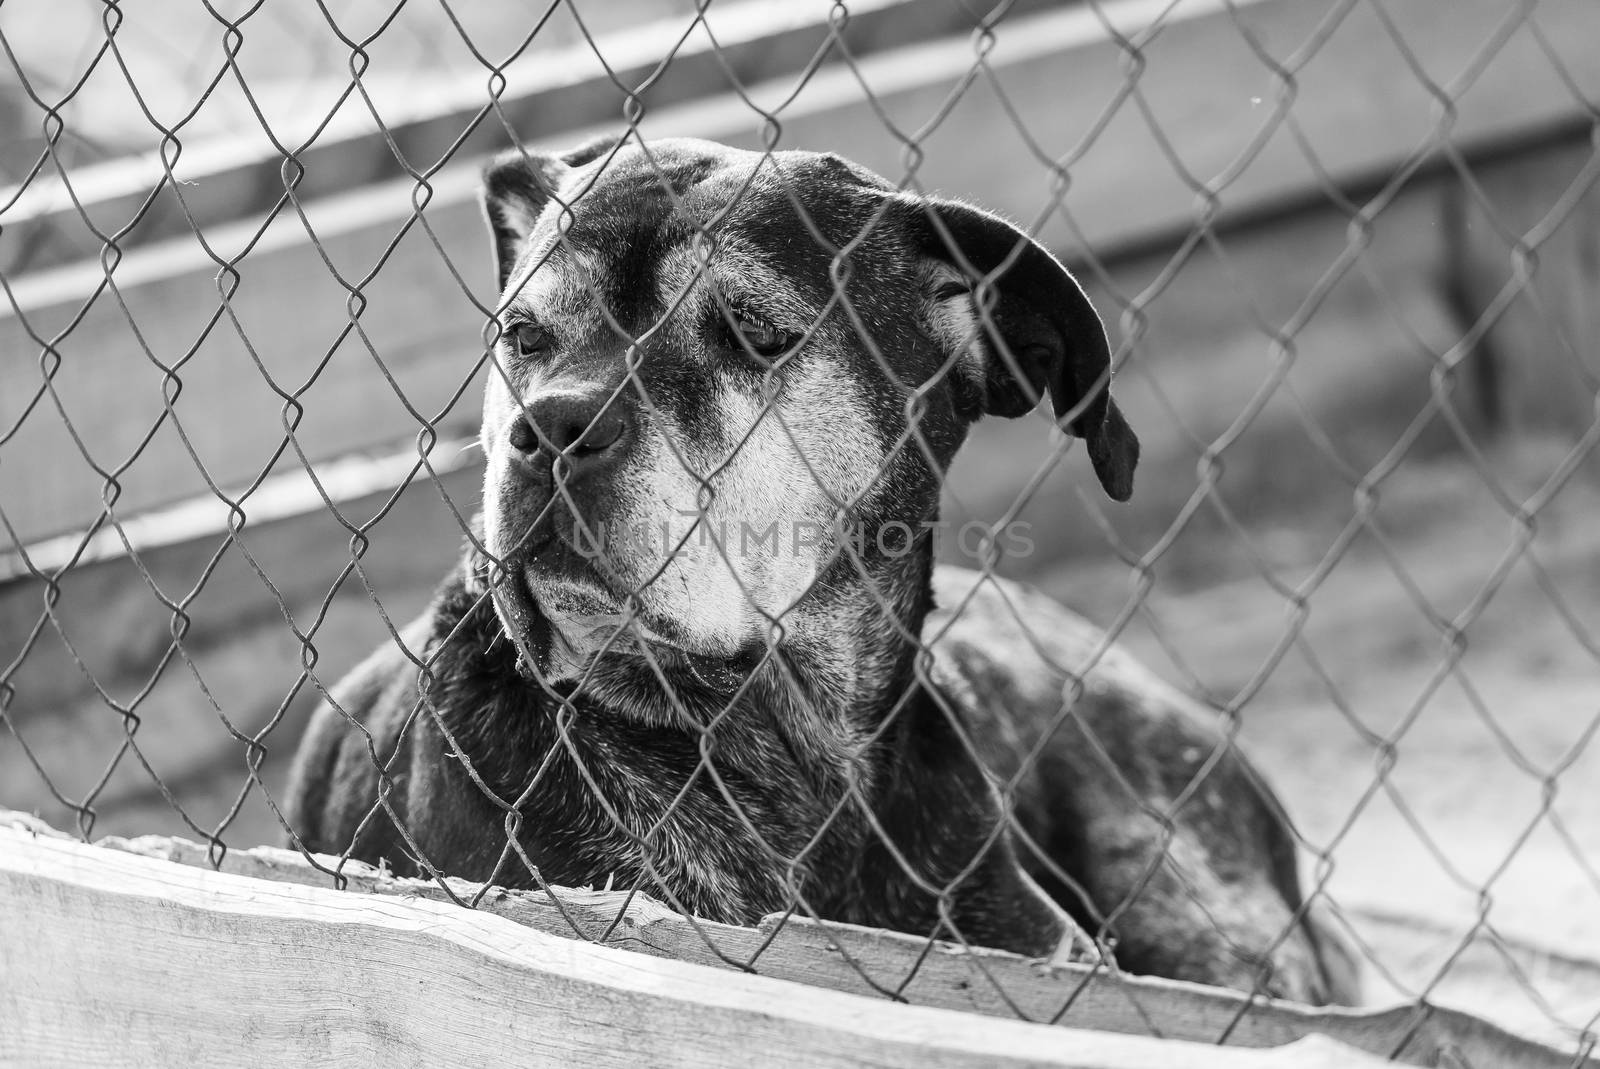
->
[1046,920,1107,969]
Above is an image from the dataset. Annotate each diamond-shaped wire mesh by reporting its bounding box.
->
[2,0,1598,1062]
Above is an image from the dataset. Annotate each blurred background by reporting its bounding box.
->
[2,0,1598,1049]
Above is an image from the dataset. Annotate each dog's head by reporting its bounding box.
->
[475,135,1137,701]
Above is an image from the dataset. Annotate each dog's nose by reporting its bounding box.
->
[508,390,632,476]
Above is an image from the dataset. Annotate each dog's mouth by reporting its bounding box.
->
[482,493,775,701]
[531,572,672,660]
[489,559,757,694]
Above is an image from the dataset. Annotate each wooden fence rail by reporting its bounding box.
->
[0,0,1055,274]
[1,813,1589,1068]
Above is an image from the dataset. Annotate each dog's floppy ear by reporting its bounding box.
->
[898,196,1139,501]
[482,151,563,293]
[481,134,624,292]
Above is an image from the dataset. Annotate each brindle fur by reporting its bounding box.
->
[285,136,1359,1003]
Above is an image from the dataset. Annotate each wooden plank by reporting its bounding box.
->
[4,0,1598,546]
[1,814,1584,1068]
[0,0,1033,273]
[0,820,1399,1069]
[789,0,1600,257]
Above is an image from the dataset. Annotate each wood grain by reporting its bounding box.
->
[2,813,1587,1068]
[0,819,1404,1069]
[0,0,1056,274]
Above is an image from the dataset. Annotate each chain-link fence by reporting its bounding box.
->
[3,0,1598,1064]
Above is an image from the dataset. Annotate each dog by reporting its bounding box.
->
[284,135,1359,1004]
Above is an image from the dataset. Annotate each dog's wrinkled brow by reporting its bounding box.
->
[657,242,816,332]
[503,247,600,324]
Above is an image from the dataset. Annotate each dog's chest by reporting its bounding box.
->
[425,682,860,924]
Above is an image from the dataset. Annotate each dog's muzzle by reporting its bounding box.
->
[507,386,634,485]
[496,385,637,559]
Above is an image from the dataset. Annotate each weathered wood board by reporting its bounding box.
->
[0,0,1066,272]
[1,814,1589,1068]
[0,817,1407,1069]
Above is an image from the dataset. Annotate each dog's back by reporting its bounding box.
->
[285,616,433,860]
[926,567,1360,1003]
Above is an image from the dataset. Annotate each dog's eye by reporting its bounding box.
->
[507,322,551,359]
[733,314,792,358]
